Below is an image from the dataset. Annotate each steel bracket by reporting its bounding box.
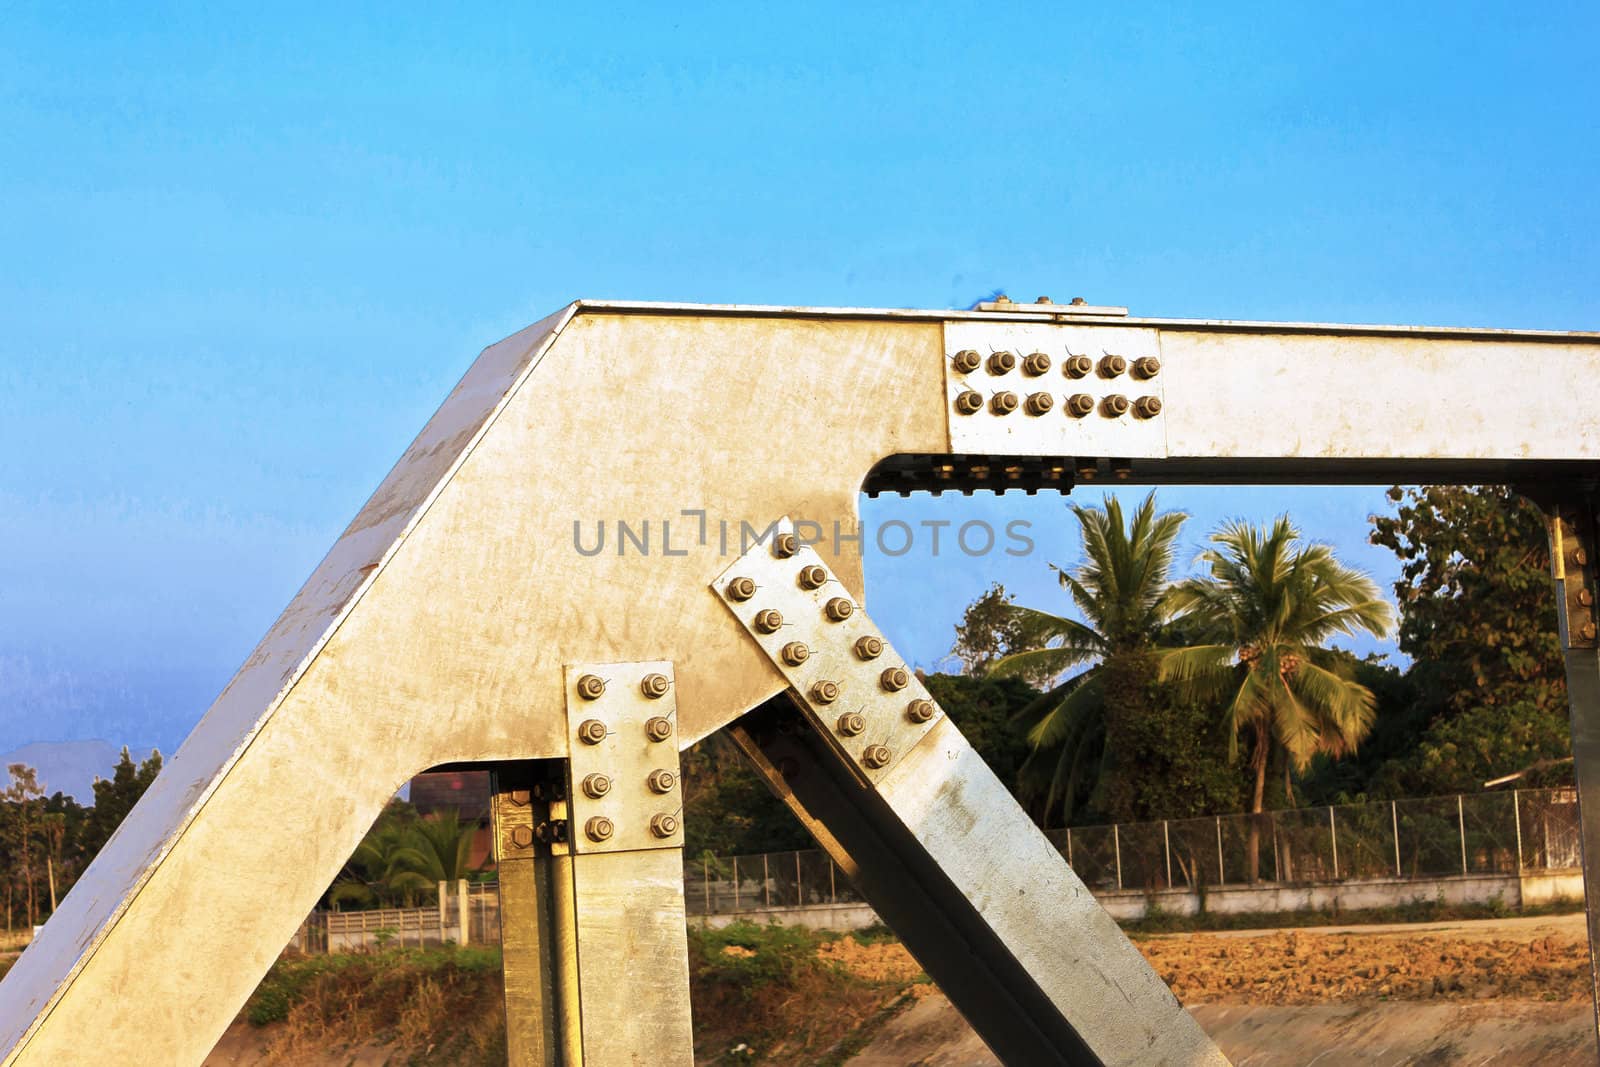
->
[715,520,943,783]
[563,662,685,854]
[1550,505,1600,650]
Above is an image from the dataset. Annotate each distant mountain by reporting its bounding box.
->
[0,740,159,803]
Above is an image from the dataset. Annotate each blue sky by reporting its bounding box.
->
[1,3,1596,755]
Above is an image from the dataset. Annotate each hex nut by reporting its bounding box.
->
[534,820,568,844]
[987,350,1017,374]
[810,680,841,704]
[1063,354,1094,379]
[576,674,606,700]
[1101,394,1130,417]
[577,719,608,745]
[509,825,535,849]
[798,564,828,590]
[907,699,936,724]
[1577,548,1591,566]
[853,635,884,660]
[754,608,784,634]
[990,391,1019,415]
[836,711,866,737]
[1066,393,1095,418]
[645,716,674,742]
[824,597,854,622]
[862,745,892,770]
[1098,354,1127,378]
[585,816,615,843]
[780,641,810,666]
[880,666,910,692]
[1133,395,1163,419]
[640,673,671,699]
[650,813,680,839]
[647,769,677,794]
[1132,356,1162,379]
[771,531,800,559]
[954,390,984,415]
[1581,590,1595,607]
[726,576,757,601]
[951,349,982,373]
[581,773,612,799]
[1024,392,1054,416]
[1022,351,1052,376]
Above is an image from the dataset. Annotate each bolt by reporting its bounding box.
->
[1066,393,1095,418]
[990,391,1019,416]
[647,769,677,794]
[1576,548,1590,566]
[987,350,1017,375]
[581,773,612,799]
[1024,392,1054,416]
[907,699,936,724]
[1586,622,1599,641]
[1581,590,1595,607]
[798,564,828,590]
[951,349,982,373]
[824,597,854,622]
[1036,295,1053,304]
[645,716,674,742]
[810,680,841,704]
[862,745,892,770]
[754,608,784,634]
[954,390,984,415]
[505,789,531,807]
[853,635,884,660]
[510,825,535,849]
[650,813,680,839]
[1063,354,1094,379]
[577,719,608,745]
[1022,351,1052,376]
[772,532,799,559]
[1132,395,1163,419]
[880,666,910,692]
[640,673,671,699]
[1070,297,1087,305]
[836,711,866,736]
[780,641,810,666]
[534,820,568,844]
[1101,394,1130,417]
[1132,356,1162,379]
[726,576,757,602]
[585,816,615,843]
[576,674,606,701]
[1098,354,1127,378]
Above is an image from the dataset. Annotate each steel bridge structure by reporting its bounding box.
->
[2,298,1598,1065]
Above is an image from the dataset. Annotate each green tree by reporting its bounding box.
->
[0,765,46,928]
[951,584,1036,679]
[79,747,163,860]
[1161,517,1392,880]
[1369,485,1569,791]
[330,801,482,908]
[990,491,1188,825]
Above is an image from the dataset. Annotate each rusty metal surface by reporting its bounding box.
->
[3,299,1599,1063]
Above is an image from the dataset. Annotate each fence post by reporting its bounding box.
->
[829,857,837,904]
[1458,794,1469,875]
[1163,820,1172,888]
[438,880,447,945]
[1513,789,1524,874]
[763,853,771,909]
[1113,823,1124,891]
[1215,816,1225,886]
[1271,811,1281,881]
[796,852,803,907]
[704,856,711,915]
[733,856,740,911]
[1391,800,1402,878]
[457,878,469,944]
[1328,806,1339,880]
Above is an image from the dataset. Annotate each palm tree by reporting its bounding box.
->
[1160,517,1392,880]
[989,492,1187,825]
[330,808,480,908]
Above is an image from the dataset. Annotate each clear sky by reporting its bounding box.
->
[1,3,1596,755]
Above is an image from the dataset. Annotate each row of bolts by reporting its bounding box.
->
[952,349,1161,419]
[727,535,934,772]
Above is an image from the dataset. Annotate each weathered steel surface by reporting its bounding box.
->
[1,300,1598,1063]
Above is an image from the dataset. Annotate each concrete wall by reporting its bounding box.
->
[689,870,1585,932]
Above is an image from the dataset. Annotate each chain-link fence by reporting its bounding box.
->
[683,788,1580,908]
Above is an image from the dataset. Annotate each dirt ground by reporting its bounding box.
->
[845,913,1599,1066]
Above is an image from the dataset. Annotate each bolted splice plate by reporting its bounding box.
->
[563,661,685,854]
[714,521,944,783]
[944,321,1167,459]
